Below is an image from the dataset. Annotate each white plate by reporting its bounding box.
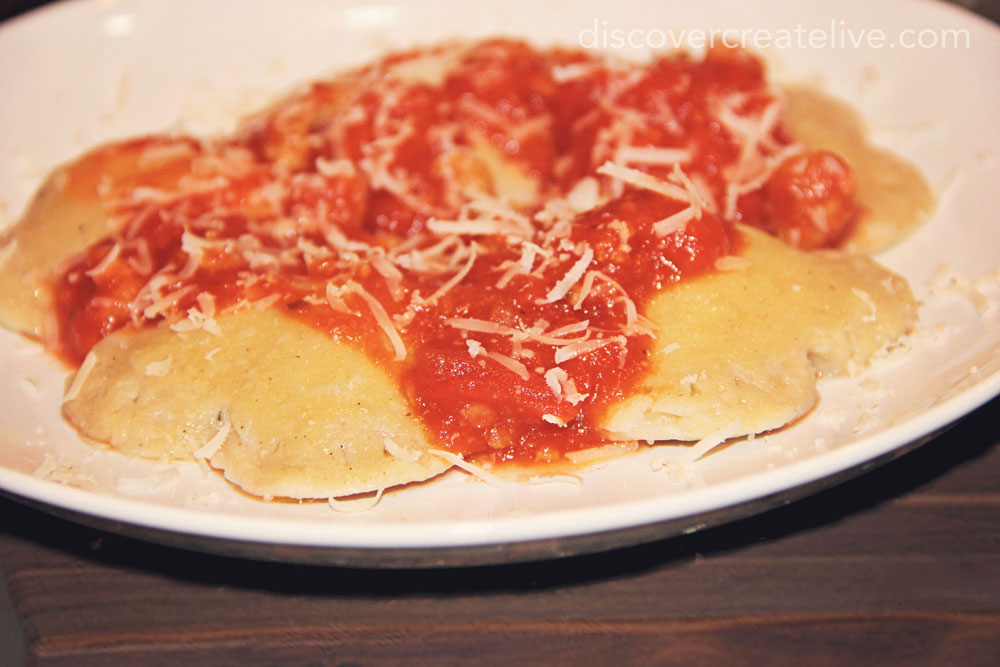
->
[1,0,999,567]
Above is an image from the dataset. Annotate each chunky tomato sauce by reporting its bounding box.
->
[51,40,858,463]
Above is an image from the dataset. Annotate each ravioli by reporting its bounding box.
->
[63,309,449,499]
[55,224,915,499]
[603,225,915,442]
[0,138,200,341]
[782,86,935,253]
[0,40,927,500]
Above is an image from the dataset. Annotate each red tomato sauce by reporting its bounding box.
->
[50,40,859,463]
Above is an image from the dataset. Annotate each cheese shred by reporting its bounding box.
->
[427,449,501,486]
[63,351,97,402]
[193,415,231,460]
[328,488,385,513]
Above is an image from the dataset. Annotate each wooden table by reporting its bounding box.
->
[2,0,999,664]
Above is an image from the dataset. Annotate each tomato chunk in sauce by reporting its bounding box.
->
[52,40,861,463]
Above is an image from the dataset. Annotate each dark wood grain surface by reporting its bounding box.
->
[2,0,999,665]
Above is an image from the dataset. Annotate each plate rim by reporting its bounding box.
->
[1,0,999,565]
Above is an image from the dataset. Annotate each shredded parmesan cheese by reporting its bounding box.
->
[852,287,878,322]
[652,206,697,237]
[144,355,172,377]
[542,414,568,427]
[142,285,196,320]
[84,242,122,277]
[554,336,626,364]
[542,244,593,303]
[332,280,407,361]
[544,367,567,396]
[383,437,422,462]
[427,449,501,486]
[328,488,384,512]
[615,145,692,166]
[33,453,104,492]
[193,414,231,460]
[673,421,741,466]
[420,242,478,306]
[63,351,97,402]
[596,161,691,203]
[483,350,531,380]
